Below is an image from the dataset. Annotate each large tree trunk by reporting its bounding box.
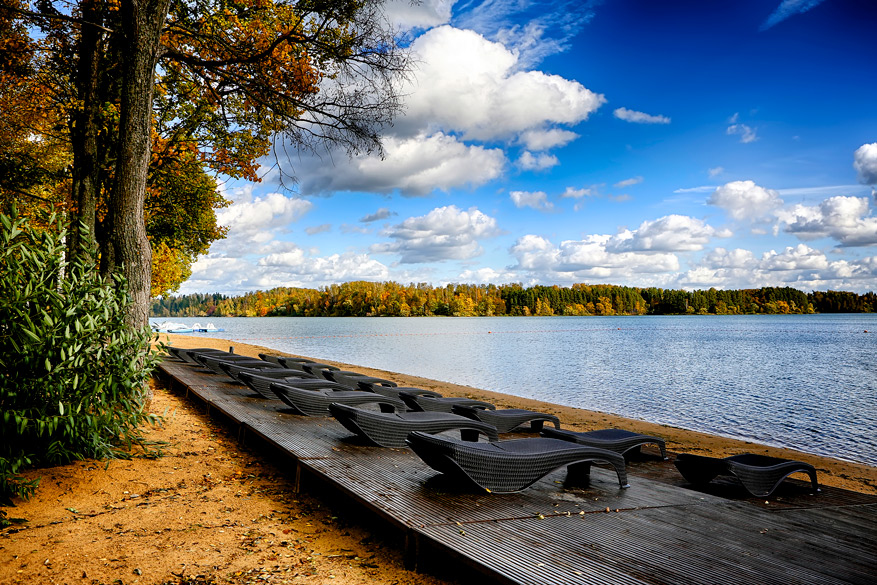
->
[69,0,103,258]
[106,0,171,328]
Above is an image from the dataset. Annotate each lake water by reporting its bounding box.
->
[153,314,877,466]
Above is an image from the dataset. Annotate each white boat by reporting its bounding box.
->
[191,322,225,332]
[152,321,194,333]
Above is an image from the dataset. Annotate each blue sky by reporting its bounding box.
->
[179,0,877,296]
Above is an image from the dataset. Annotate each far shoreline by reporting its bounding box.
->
[159,333,877,495]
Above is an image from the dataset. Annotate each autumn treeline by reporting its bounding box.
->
[150,282,877,318]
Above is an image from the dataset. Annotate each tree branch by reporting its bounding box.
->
[0,4,115,33]
[161,26,303,68]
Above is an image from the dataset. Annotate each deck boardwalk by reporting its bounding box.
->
[154,359,877,585]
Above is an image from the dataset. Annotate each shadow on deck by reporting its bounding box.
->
[154,359,877,585]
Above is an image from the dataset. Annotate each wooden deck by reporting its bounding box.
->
[154,359,877,585]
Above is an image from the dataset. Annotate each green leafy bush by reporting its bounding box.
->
[0,210,161,501]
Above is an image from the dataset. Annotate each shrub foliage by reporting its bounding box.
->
[0,210,161,501]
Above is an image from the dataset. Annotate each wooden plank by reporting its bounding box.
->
[154,360,877,585]
[412,501,876,585]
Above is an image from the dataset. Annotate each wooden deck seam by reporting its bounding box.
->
[422,501,712,528]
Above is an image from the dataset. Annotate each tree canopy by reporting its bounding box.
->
[0,0,408,322]
[150,282,877,318]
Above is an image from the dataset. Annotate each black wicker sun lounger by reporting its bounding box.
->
[300,362,341,377]
[238,371,347,399]
[400,393,496,413]
[674,453,819,497]
[542,428,668,459]
[452,405,561,434]
[257,353,287,366]
[166,346,222,362]
[172,347,232,365]
[196,354,280,379]
[329,403,499,448]
[407,432,629,493]
[279,356,318,365]
[222,363,311,385]
[362,384,443,400]
[270,381,405,416]
[323,370,399,391]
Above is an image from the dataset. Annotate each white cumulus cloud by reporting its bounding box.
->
[509,233,680,282]
[708,180,784,220]
[510,190,554,211]
[373,205,502,263]
[215,191,313,248]
[182,256,258,294]
[777,196,877,246]
[181,248,392,296]
[609,215,731,253]
[516,151,559,171]
[760,244,830,271]
[556,237,680,274]
[400,26,605,142]
[509,235,561,272]
[458,266,517,284]
[704,247,758,269]
[259,248,389,280]
[854,143,877,185]
[277,24,606,197]
[297,132,506,197]
[680,245,877,292]
[518,128,579,151]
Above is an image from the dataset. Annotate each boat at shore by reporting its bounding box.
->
[152,321,224,333]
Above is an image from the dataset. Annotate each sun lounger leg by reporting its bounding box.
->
[566,461,592,486]
[807,469,820,494]
[571,454,630,489]
[459,429,480,442]
[658,442,668,460]
[606,457,631,489]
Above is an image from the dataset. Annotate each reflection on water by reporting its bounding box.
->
[154,314,877,466]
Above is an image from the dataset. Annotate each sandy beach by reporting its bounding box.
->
[161,333,876,495]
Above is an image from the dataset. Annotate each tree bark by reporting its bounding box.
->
[106,0,171,328]
[69,0,103,258]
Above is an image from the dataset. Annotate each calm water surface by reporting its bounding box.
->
[154,314,877,466]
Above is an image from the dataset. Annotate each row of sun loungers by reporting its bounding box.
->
[164,346,819,497]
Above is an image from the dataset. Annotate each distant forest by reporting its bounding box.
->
[150,282,877,318]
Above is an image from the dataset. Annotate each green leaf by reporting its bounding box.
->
[0,209,161,501]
